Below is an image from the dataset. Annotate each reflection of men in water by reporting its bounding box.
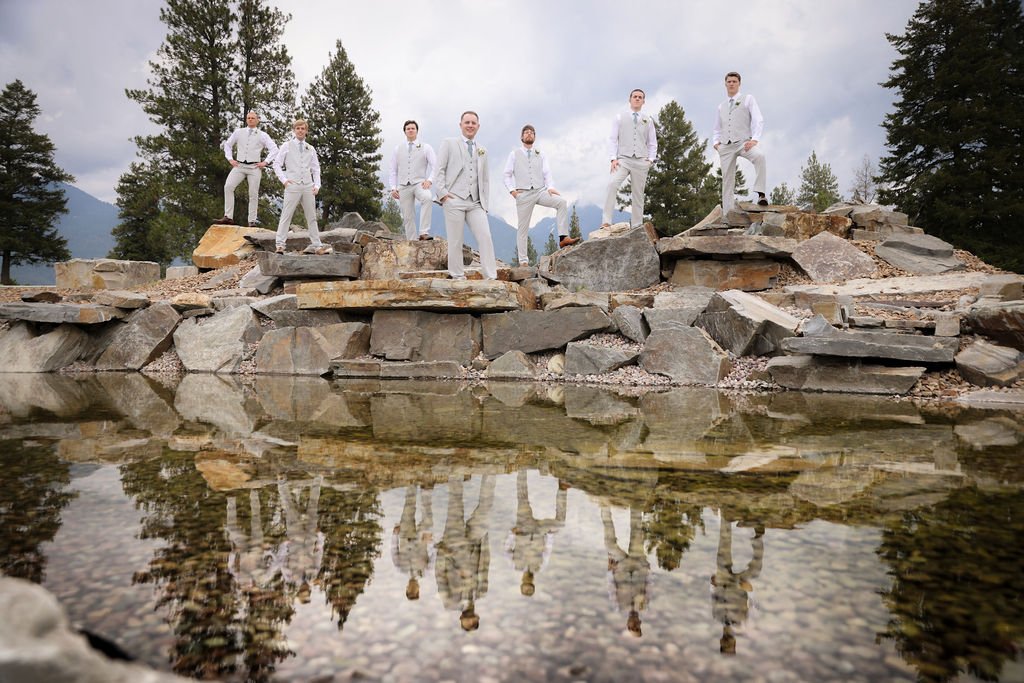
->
[278,476,326,603]
[506,471,567,596]
[436,475,496,631]
[226,490,282,590]
[602,505,651,637]
[710,512,764,655]
[391,485,434,600]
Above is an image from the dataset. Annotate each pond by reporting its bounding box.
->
[1,374,1022,682]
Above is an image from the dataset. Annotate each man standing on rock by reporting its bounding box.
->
[602,88,658,229]
[713,72,768,211]
[273,119,331,255]
[219,110,278,227]
[503,125,578,266]
[434,111,497,280]
[388,120,437,241]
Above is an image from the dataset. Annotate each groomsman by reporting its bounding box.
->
[713,71,768,211]
[219,110,278,226]
[602,89,657,228]
[388,120,436,241]
[503,125,578,266]
[433,111,497,280]
[272,119,331,255]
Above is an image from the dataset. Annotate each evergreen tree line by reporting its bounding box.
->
[2,0,1020,283]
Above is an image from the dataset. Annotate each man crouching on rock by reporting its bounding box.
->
[273,119,332,255]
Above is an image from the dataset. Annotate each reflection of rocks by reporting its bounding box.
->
[255,375,368,427]
[195,453,253,491]
[563,386,638,426]
[94,373,180,436]
[954,418,1023,450]
[174,373,260,436]
[57,425,163,464]
[0,373,93,417]
[789,468,878,506]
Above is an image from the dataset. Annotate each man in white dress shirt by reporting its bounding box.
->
[503,125,578,266]
[389,120,437,241]
[272,119,331,255]
[713,72,768,211]
[434,111,498,280]
[602,89,658,229]
[219,111,278,227]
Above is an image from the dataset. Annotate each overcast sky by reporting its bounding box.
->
[0,0,920,227]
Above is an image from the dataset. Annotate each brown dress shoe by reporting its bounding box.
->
[559,236,580,248]
[218,215,234,225]
[418,234,432,241]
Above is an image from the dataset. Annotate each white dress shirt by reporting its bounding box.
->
[712,92,765,145]
[608,110,658,161]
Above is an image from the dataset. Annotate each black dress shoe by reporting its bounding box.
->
[418,234,433,241]
[559,236,580,248]
[757,196,769,206]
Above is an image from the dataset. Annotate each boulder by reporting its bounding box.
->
[955,340,1024,387]
[484,350,537,379]
[0,322,89,372]
[639,328,732,385]
[254,327,332,375]
[165,265,199,280]
[481,306,611,359]
[250,293,297,318]
[790,231,877,283]
[978,274,1024,301]
[966,301,1024,351]
[547,226,660,291]
[369,310,481,364]
[93,290,150,309]
[540,291,610,312]
[297,278,531,313]
[695,290,801,356]
[648,288,716,326]
[669,259,780,291]
[760,212,852,240]
[564,342,638,375]
[874,233,964,274]
[360,239,453,280]
[173,305,264,373]
[169,292,212,311]
[191,225,262,269]
[257,251,361,279]
[767,355,925,394]
[238,265,278,294]
[611,305,648,343]
[781,328,959,363]
[319,322,371,359]
[270,310,346,328]
[19,290,61,303]
[54,258,161,290]
[656,235,798,259]
[95,302,181,371]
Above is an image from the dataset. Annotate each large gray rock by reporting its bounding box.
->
[360,239,452,280]
[238,264,279,294]
[781,328,959,363]
[0,302,126,325]
[270,309,347,328]
[95,302,181,371]
[564,342,638,375]
[760,212,852,240]
[790,231,877,283]
[481,306,611,359]
[254,326,332,375]
[250,293,297,318]
[0,322,89,372]
[484,350,537,379]
[643,288,716,331]
[611,305,648,343]
[978,274,1024,301]
[548,226,660,291]
[257,251,361,278]
[639,328,732,385]
[92,290,150,309]
[656,234,798,259]
[767,355,925,394]
[540,291,610,312]
[966,301,1024,351]
[319,322,371,359]
[875,233,964,274]
[0,577,189,683]
[955,340,1024,387]
[173,305,264,373]
[669,259,780,291]
[695,290,801,356]
[54,258,160,290]
[370,310,481,364]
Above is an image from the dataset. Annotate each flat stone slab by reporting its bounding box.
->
[656,235,799,259]
[92,290,151,309]
[296,278,532,313]
[192,225,262,269]
[781,328,959,363]
[329,359,462,379]
[0,302,126,325]
[257,251,361,278]
[955,340,1024,387]
[875,233,964,274]
[784,272,992,299]
[767,355,925,394]
[669,259,780,291]
[245,227,360,252]
[966,301,1024,351]
[956,389,1024,410]
[696,290,801,356]
[790,231,877,283]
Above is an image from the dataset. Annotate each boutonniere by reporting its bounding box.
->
[641,117,649,124]
[415,142,421,149]
[477,147,486,157]
[533,149,539,156]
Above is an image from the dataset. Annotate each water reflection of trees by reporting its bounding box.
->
[0,439,75,582]
[877,488,1024,682]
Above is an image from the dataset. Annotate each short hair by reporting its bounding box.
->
[725,71,742,82]
[521,124,535,135]
[293,118,308,129]
[246,110,259,118]
[630,88,646,98]
[460,110,479,122]
[402,119,418,131]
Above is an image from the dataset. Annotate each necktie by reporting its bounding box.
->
[633,112,639,125]
[408,141,414,152]
[466,140,474,157]
[299,141,305,152]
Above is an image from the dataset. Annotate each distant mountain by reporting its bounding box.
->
[11,183,118,285]
[427,202,628,264]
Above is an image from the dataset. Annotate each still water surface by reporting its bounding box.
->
[1,374,1022,682]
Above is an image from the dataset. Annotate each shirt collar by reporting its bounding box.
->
[729,92,743,102]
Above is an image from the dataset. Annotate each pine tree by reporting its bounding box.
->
[569,204,582,240]
[234,0,296,140]
[380,195,402,234]
[849,155,878,204]
[797,151,841,211]
[301,40,383,224]
[0,80,73,284]
[635,100,717,235]
[770,182,796,207]
[516,236,538,266]
[712,167,747,206]
[109,161,175,265]
[543,231,558,256]
[877,0,1024,271]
